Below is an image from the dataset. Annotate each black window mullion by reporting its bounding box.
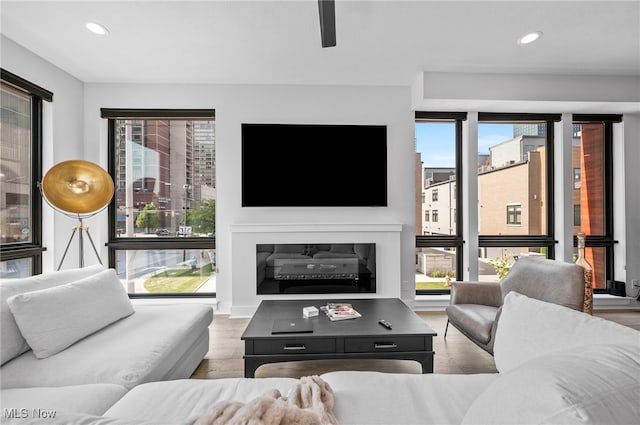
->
[571,116,619,291]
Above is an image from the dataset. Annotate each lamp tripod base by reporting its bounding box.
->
[57,217,103,270]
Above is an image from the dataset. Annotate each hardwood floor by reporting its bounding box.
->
[191,309,640,380]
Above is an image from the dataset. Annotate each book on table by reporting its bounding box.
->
[321,303,362,321]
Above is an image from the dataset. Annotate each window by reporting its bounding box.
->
[478,114,559,281]
[0,69,52,278]
[573,168,581,189]
[415,112,465,294]
[506,204,522,225]
[572,115,620,290]
[103,109,216,297]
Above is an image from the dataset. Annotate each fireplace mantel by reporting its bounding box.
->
[228,222,404,316]
[230,223,403,234]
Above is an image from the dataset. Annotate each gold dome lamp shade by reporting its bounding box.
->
[41,160,114,216]
[40,160,114,270]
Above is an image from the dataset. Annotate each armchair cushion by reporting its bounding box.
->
[445,304,499,345]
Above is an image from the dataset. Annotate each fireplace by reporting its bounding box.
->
[256,243,376,294]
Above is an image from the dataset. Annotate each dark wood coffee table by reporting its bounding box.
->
[241,298,437,377]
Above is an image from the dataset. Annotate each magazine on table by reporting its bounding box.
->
[320,303,362,321]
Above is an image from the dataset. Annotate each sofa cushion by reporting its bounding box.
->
[0,264,105,365]
[462,344,640,425]
[6,268,134,359]
[0,384,128,417]
[322,371,497,425]
[0,304,212,389]
[104,378,299,423]
[494,291,640,373]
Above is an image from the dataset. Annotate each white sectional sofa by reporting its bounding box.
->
[0,265,213,418]
[2,267,639,424]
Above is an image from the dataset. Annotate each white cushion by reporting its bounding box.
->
[462,344,640,425]
[6,268,134,359]
[494,291,640,373]
[0,264,105,365]
[0,384,128,416]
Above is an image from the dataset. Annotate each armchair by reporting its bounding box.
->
[444,256,585,354]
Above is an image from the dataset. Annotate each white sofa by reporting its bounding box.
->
[0,265,213,418]
[2,273,639,424]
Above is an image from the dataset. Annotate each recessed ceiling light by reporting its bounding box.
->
[85,22,109,35]
[517,31,542,45]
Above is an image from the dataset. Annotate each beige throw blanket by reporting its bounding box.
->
[193,375,340,425]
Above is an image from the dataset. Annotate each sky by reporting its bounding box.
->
[416,122,514,168]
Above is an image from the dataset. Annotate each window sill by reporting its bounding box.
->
[413,293,640,311]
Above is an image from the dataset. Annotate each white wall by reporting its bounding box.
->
[83,83,415,313]
[4,37,639,308]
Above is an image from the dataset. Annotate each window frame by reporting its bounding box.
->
[572,114,621,292]
[415,112,466,295]
[477,113,560,260]
[0,68,52,276]
[102,108,216,298]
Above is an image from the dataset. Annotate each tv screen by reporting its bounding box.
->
[241,124,387,207]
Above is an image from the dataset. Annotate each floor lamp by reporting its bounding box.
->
[40,160,114,270]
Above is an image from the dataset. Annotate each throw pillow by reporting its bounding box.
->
[461,344,640,425]
[493,291,640,373]
[7,268,134,359]
[0,264,105,365]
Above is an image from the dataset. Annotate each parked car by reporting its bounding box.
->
[156,228,170,236]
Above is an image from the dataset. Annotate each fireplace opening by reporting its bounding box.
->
[256,243,376,294]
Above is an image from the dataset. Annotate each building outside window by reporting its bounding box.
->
[476,115,557,281]
[415,113,618,291]
[103,109,216,297]
[415,113,464,293]
[0,69,51,278]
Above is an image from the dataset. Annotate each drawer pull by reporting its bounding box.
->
[374,343,398,349]
[283,344,306,351]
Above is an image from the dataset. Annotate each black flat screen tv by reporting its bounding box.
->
[241,123,387,207]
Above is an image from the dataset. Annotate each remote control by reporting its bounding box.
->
[378,319,392,329]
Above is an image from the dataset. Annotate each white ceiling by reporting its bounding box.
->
[1,0,639,86]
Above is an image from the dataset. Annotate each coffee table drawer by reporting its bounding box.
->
[345,336,425,353]
[254,338,335,355]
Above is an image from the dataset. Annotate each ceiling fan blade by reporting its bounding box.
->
[318,0,336,48]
